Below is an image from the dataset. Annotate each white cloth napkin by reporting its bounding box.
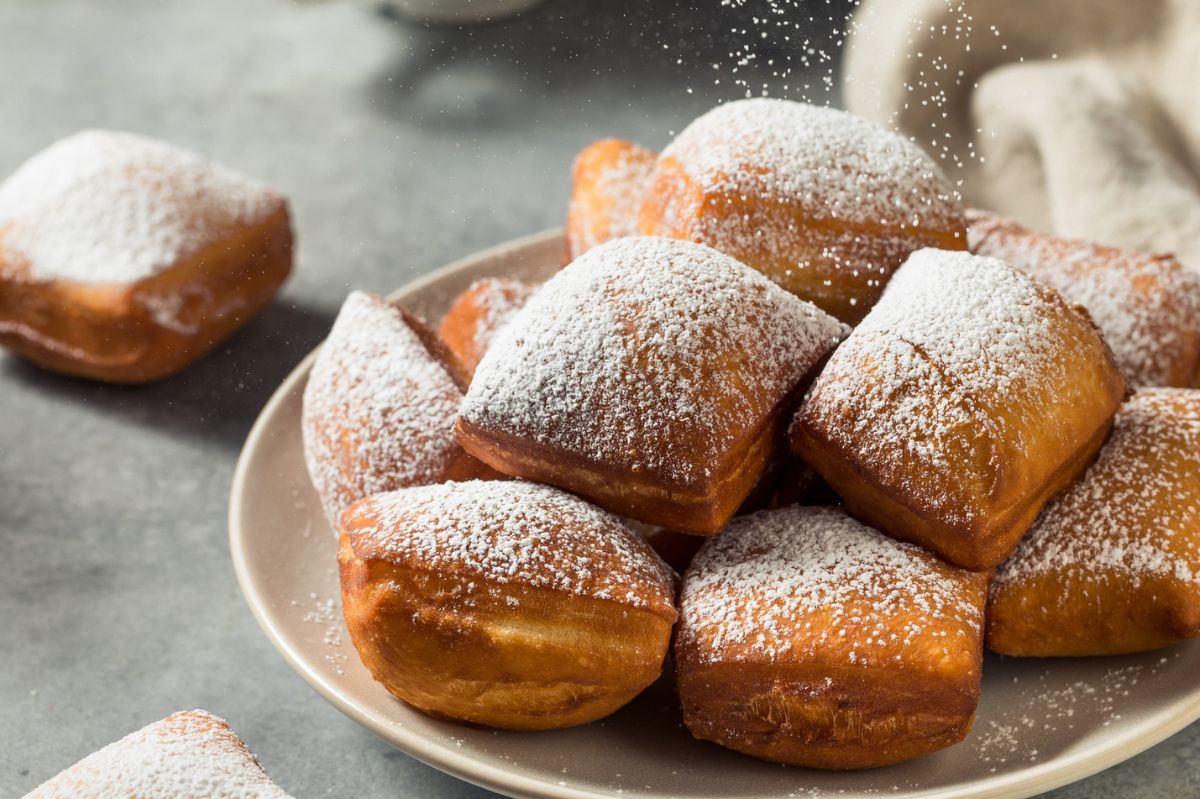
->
[842,0,1200,271]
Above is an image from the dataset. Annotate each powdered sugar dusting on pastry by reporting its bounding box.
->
[795,248,1096,525]
[657,98,961,233]
[967,210,1200,387]
[24,709,292,799]
[0,129,280,284]
[458,278,537,359]
[462,236,848,486]
[567,140,657,256]
[344,480,676,615]
[302,292,464,526]
[993,389,1200,591]
[679,506,984,667]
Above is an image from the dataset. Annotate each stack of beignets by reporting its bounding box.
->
[456,235,847,534]
[637,98,966,323]
[967,209,1200,387]
[676,506,987,769]
[791,248,1127,569]
[988,389,1200,656]
[338,480,677,730]
[302,290,495,526]
[0,129,293,383]
[301,97,1200,775]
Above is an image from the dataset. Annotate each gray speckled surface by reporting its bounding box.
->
[0,1,1196,797]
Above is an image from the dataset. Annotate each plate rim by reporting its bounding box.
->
[229,228,1200,799]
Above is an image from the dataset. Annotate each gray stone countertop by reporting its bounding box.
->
[0,1,1196,796]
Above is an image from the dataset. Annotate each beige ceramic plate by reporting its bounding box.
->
[230,229,1200,799]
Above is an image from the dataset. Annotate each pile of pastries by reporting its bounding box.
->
[301,98,1200,770]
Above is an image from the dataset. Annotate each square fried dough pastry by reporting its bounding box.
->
[0,129,293,383]
[637,98,966,324]
[456,235,848,534]
[565,138,657,261]
[988,389,1200,656]
[791,248,1127,570]
[675,506,988,769]
[967,209,1200,387]
[302,291,496,527]
[437,277,538,378]
[338,480,678,730]
[23,709,292,799]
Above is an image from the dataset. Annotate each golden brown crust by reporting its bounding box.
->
[637,99,966,324]
[675,506,987,769]
[0,203,292,383]
[565,139,657,262]
[0,130,294,383]
[791,249,1127,570]
[988,389,1200,656]
[437,277,538,379]
[338,481,677,730]
[966,209,1200,388]
[456,237,846,534]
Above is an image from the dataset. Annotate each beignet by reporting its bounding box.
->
[0,129,293,383]
[456,236,847,534]
[565,138,657,261]
[23,710,292,799]
[988,389,1200,656]
[437,277,538,377]
[791,248,1127,569]
[302,291,494,527]
[638,98,965,323]
[676,506,987,769]
[967,209,1200,387]
[338,480,678,730]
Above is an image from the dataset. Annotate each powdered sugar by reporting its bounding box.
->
[462,236,847,486]
[0,129,279,285]
[678,506,984,666]
[795,248,1090,526]
[967,211,1200,387]
[657,97,961,234]
[448,277,538,362]
[345,480,676,614]
[993,389,1200,591]
[302,291,465,526]
[24,710,292,799]
[567,140,656,256]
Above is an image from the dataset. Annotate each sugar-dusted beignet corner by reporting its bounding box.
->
[302,291,495,527]
[791,248,1127,569]
[989,389,1200,656]
[565,138,657,261]
[457,236,848,534]
[438,277,538,377]
[676,506,987,769]
[967,209,1200,388]
[0,129,293,383]
[338,480,678,730]
[23,709,292,799]
[638,98,965,323]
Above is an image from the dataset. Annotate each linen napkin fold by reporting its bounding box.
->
[842,0,1200,270]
